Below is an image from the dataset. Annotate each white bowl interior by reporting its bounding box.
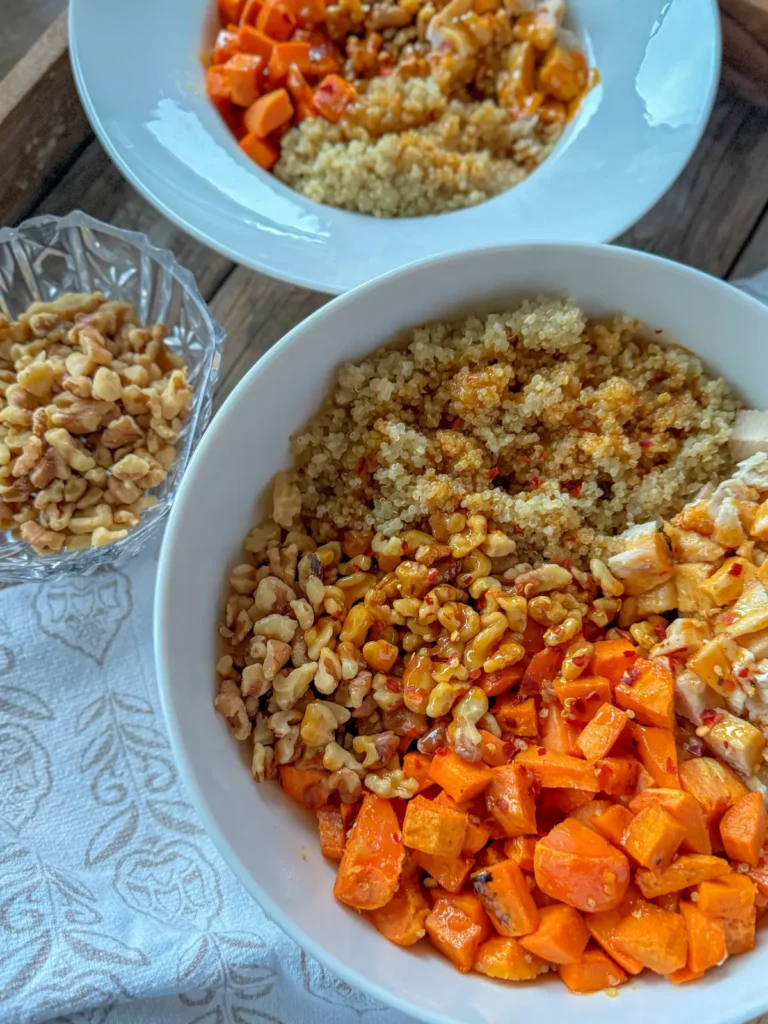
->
[70,0,720,293]
[156,245,768,1024]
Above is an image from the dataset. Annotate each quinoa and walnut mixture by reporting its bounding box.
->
[0,292,192,554]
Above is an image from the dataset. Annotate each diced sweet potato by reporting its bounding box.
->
[412,850,474,893]
[624,800,686,870]
[720,791,768,867]
[558,948,628,993]
[680,900,727,974]
[629,788,712,855]
[571,799,613,827]
[519,903,589,964]
[313,73,356,122]
[612,902,688,974]
[370,857,430,947]
[635,854,731,898]
[575,703,628,760]
[554,675,612,723]
[515,748,599,792]
[591,804,633,849]
[541,704,581,756]
[403,752,434,793]
[472,859,539,937]
[279,765,328,809]
[628,722,679,788]
[240,131,280,169]
[503,835,537,872]
[495,695,539,737]
[541,788,594,817]
[679,757,747,828]
[317,805,345,860]
[429,749,493,802]
[425,895,487,972]
[615,658,675,729]
[485,764,537,837]
[333,794,404,910]
[522,647,563,691]
[244,87,293,136]
[594,756,641,797]
[722,910,756,955]
[697,875,756,920]
[586,889,645,975]
[402,795,467,858]
[589,638,638,684]
[474,936,546,980]
[534,818,630,912]
[480,663,525,697]
[668,966,705,984]
[479,729,512,767]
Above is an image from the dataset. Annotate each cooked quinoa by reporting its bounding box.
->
[287,297,738,563]
[275,76,558,218]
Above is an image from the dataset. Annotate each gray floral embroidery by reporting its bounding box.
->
[0,722,53,833]
[177,932,282,1024]
[34,570,132,666]
[300,953,384,1016]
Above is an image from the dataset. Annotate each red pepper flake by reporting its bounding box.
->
[532,474,541,490]
[624,649,636,658]
[701,709,725,726]
[739,666,751,679]
[639,440,653,450]
[620,665,641,686]
[537,747,546,756]
[728,562,744,576]
[427,568,439,582]
[488,467,499,481]
[684,737,704,758]
[597,763,614,780]
[723,740,730,750]
[401,540,409,553]
[466,375,478,384]
[571,698,586,716]
[355,456,368,475]
[520,456,530,464]
[450,418,462,430]
[385,679,401,693]
[721,612,737,625]
[434,746,449,757]
[424,596,434,605]
[575,425,596,433]
[723,678,736,692]
[654,623,667,638]
[571,482,582,498]
[512,525,523,535]
[665,757,676,773]
[572,654,589,666]
[469,668,482,680]
[539,450,547,462]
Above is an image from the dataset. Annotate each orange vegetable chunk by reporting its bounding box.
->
[613,902,688,974]
[680,900,727,974]
[519,903,589,964]
[256,0,297,40]
[629,722,679,788]
[313,73,357,122]
[225,52,265,106]
[586,888,645,975]
[239,131,280,169]
[370,857,430,947]
[480,663,525,697]
[571,799,613,827]
[624,800,686,870]
[558,948,628,993]
[503,835,537,872]
[590,638,638,684]
[629,788,712,855]
[534,818,630,911]
[554,675,612,722]
[720,791,767,867]
[267,40,313,81]
[495,694,539,737]
[540,704,580,756]
[317,805,345,860]
[219,0,246,22]
[635,854,731,898]
[425,894,487,972]
[236,25,274,60]
[515,748,599,791]
[680,757,748,827]
[614,657,675,729]
[575,703,628,760]
[697,875,756,920]
[594,756,641,797]
[471,859,539,937]
[207,65,233,101]
[285,64,316,120]
[402,795,467,857]
[485,764,537,837]
[474,936,546,980]
[239,0,264,24]
[333,794,404,910]
[429,748,493,802]
[412,849,474,893]
[479,729,511,767]
[591,804,633,849]
[522,646,562,689]
[244,87,293,136]
[214,28,240,64]
[722,911,756,955]
[668,966,705,984]
[402,752,433,793]
[293,0,327,26]
[279,765,327,809]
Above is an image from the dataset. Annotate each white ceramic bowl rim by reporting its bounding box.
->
[70,0,721,294]
[156,242,768,1024]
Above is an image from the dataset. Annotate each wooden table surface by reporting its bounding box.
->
[2,4,768,412]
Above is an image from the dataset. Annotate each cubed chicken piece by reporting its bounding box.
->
[687,636,733,697]
[673,499,715,536]
[751,500,768,541]
[729,412,768,464]
[674,668,725,725]
[700,557,756,606]
[673,564,717,616]
[712,496,747,549]
[704,711,765,777]
[740,627,768,660]
[724,579,768,639]
[665,524,727,565]
[734,452,768,490]
[652,617,710,660]
[607,522,673,596]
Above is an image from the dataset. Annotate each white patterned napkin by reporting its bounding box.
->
[0,543,413,1024]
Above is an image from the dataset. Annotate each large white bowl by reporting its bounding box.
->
[70,0,720,294]
[156,244,768,1024]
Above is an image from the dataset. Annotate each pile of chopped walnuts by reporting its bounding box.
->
[0,292,192,554]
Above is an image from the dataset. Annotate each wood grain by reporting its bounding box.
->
[0,11,91,225]
[617,82,768,277]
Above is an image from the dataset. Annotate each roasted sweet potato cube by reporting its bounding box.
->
[412,850,474,893]
[471,859,539,937]
[317,805,346,860]
[612,902,688,974]
[720,791,767,867]
[697,875,756,920]
[485,764,537,837]
[425,895,487,972]
[575,703,628,760]
[429,749,493,802]
[494,694,539,737]
[515,748,600,791]
[534,818,630,912]
[614,657,675,729]
[558,948,628,993]
[635,854,731,898]
[623,800,686,870]
[679,757,747,827]
[370,857,430,947]
[629,788,712,855]
[722,910,756,955]
[402,795,467,858]
[519,903,589,964]
[680,900,726,974]
[589,639,638,684]
[591,804,633,850]
[474,936,546,980]
[554,675,611,723]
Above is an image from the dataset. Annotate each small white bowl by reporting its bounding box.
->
[70,0,720,294]
[156,243,768,1024]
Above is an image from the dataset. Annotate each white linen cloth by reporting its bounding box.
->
[2,270,768,1024]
